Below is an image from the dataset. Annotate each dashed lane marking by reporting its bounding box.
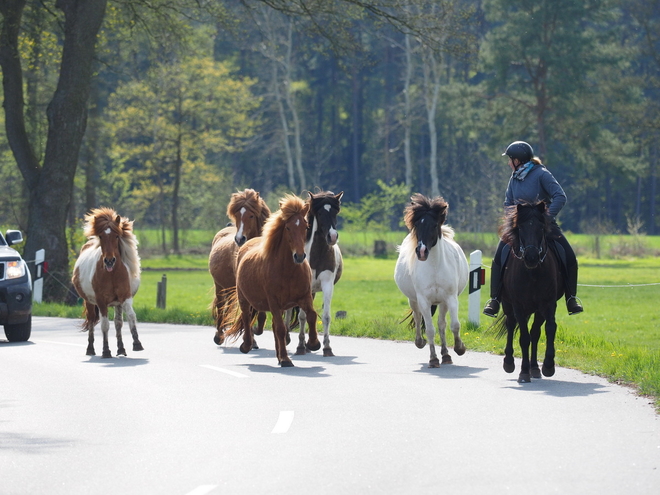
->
[199,364,248,379]
[185,485,217,495]
[272,411,294,434]
[33,340,86,347]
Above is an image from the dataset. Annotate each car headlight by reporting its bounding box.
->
[6,261,26,279]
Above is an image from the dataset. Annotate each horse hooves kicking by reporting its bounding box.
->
[239,343,252,354]
[102,350,113,358]
[518,373,531,383]
[295,345,306,355]
[441,355,453,365]
[415,339,427,349]
[542,364,555,377]
[454,345,466,356]
[253,327,264,336]
[133,343,144,351]
[429,358,440,368]
[531,368,542,379]
[503,360,515,373]
[323,348,335,357]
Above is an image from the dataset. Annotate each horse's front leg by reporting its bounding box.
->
[238,298,254,354]
[300,295,321,353]
[295,307,308,355]
[447,296,467,362]
[97,304,112,359]
[319,277,336,357]
[436,302,452,365]
[271,311,293,367]
[502,302,516,373]
[114,306,126,356]
[517,315,532,383]
[419,300,438,368]
[529,313,545,378]
[542,305,558,377]
[409,299,426,349]
[84,302,97,356]
[124,298,143,352]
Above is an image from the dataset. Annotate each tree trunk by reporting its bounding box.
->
[1,0,107,302]
[403,34,413,188]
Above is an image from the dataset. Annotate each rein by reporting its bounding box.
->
[512,231,548,264]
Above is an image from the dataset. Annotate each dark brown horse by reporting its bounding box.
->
[224,194,321,367]
[209,189,271,345]
[496,202,563,383]
[72,208,143,358]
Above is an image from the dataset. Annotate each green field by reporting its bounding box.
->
[35,234,660,410]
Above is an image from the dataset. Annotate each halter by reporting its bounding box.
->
[512,229,548,264]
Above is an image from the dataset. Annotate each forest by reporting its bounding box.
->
[0,0,658,301]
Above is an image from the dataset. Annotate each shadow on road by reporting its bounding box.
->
[414,363,488,379]
[503,377,611,398]
[0,340,36,347]
[82,356,150,367]
[242,363,329,377]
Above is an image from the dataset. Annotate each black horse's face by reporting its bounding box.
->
[414,213,440,261]
[516,204,547,269]
[310,192,342,246]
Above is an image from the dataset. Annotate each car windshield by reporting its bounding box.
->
[0,233,6,246]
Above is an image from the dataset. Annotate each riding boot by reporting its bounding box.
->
[565,262,583,315]
[483,258,502,318]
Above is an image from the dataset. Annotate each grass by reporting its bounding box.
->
[35,233,660,410]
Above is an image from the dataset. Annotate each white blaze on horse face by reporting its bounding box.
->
[235,207,247,241]
[295,219,300,226]
[104,228,111,235]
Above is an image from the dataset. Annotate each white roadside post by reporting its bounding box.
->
[33,248,46,303]
[468,250,485,327]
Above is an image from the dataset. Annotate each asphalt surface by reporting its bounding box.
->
[1,317,658,495]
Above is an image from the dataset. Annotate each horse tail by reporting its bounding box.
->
[80,304,99,332]
[221,289,257,342]
[489,313,516,339]
[401,305,437,331]
[211,286,234,331]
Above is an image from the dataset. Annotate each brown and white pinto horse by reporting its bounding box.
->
[209,189,271,345]
[224,195,321,367]
[72,208,143,358]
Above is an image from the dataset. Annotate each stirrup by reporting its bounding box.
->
[483,298,500,318]
[566,296,583,315]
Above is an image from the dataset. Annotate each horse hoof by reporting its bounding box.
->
[214,332,224,345]
[102,350,113,359]
[531,368,542,379]
[252,341,259,350]
[454,344,466,356]
[518,373,531,383]
[86,349,95,356]
[415,338,427,349]
[285,333,291,345]
[306,340,321,352]
[441,355,453,365]
[133,343,144,351]
[239,343,252,354]
[117,348,127,357]
[295,345,307,356]
[542,364,555,377]
[253,327,263,336]
[429,358,440,368]
[323,348,335,357]
[503,359,515,373]
[280,360,294,367]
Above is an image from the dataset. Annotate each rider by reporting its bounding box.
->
[483,141,584,317]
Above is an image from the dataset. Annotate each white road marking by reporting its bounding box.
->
[33,340,86,348]
[199,364,248,379]
[185,485,217,495]
[272,411,294,434]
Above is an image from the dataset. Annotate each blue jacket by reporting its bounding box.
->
[504,163,567,218]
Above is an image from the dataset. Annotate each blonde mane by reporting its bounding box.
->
[261,194,307,255]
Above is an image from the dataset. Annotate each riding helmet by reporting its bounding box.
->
[502,141,534,164]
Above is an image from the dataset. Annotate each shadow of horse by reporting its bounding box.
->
[414,364,489,379]
[503,377,611,398]
[82,357,150,367]
[242,363,330,377]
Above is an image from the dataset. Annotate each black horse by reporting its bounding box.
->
[495,202,564,383]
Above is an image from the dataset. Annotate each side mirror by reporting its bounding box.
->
[5,230,24,246]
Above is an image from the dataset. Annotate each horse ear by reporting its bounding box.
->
[115,215,121,225]
[536,202,547,213]
[336,191,344,203]
[308,191,314,201]
[302,202,311,217]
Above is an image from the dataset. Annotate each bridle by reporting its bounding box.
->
[512,227,548,264]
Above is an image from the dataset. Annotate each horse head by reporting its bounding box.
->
[307,191,343,246]
[263,195,310,264]
[404,193,448,262]
[512,202,549,270]
[228,189,271,246]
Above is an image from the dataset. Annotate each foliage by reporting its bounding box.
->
[340,180,411,232]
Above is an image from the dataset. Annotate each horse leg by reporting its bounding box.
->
[436,302,452,365]
[502,304,516,373]
[84,302,97,356]
[530,313,544,379]
[295,307,307,355]
[419,301,439,368]
[271,311,293,367]
[517,316,532,383]
[98,305,112,359]
[542,306,558,377]
[447,296,466,359]
[238,298,254,354]
[302,299,321,353]
[409,300,426,349]
[114,306,126,356]
[320,283,335,357]
[124,298,143,352]
[213,286,226,345]
[250,311,266,350]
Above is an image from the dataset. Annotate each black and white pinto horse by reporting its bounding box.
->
[394,194,469,367]
[294,191,344,357]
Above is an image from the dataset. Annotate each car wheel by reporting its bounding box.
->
[5,315,32,342]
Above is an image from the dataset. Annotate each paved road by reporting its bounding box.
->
[1,317,658,495]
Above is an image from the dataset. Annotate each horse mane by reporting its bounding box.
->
[227,188,271,234]
[83,207,141,280]
[305,190,342,227]
[403,193,451,240]
[499,202,555,247]
[262,194,307,255]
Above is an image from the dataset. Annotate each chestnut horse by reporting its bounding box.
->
[209,189,271,346]
[494,202,563,383]
[394,194,469,367]
[294,190,344,357]
[72,208,143,358]
[224,195,321,367]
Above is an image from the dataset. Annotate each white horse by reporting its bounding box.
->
[394,194,469,367]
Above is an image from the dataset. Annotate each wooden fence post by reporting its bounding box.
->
[157,274,167,309]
